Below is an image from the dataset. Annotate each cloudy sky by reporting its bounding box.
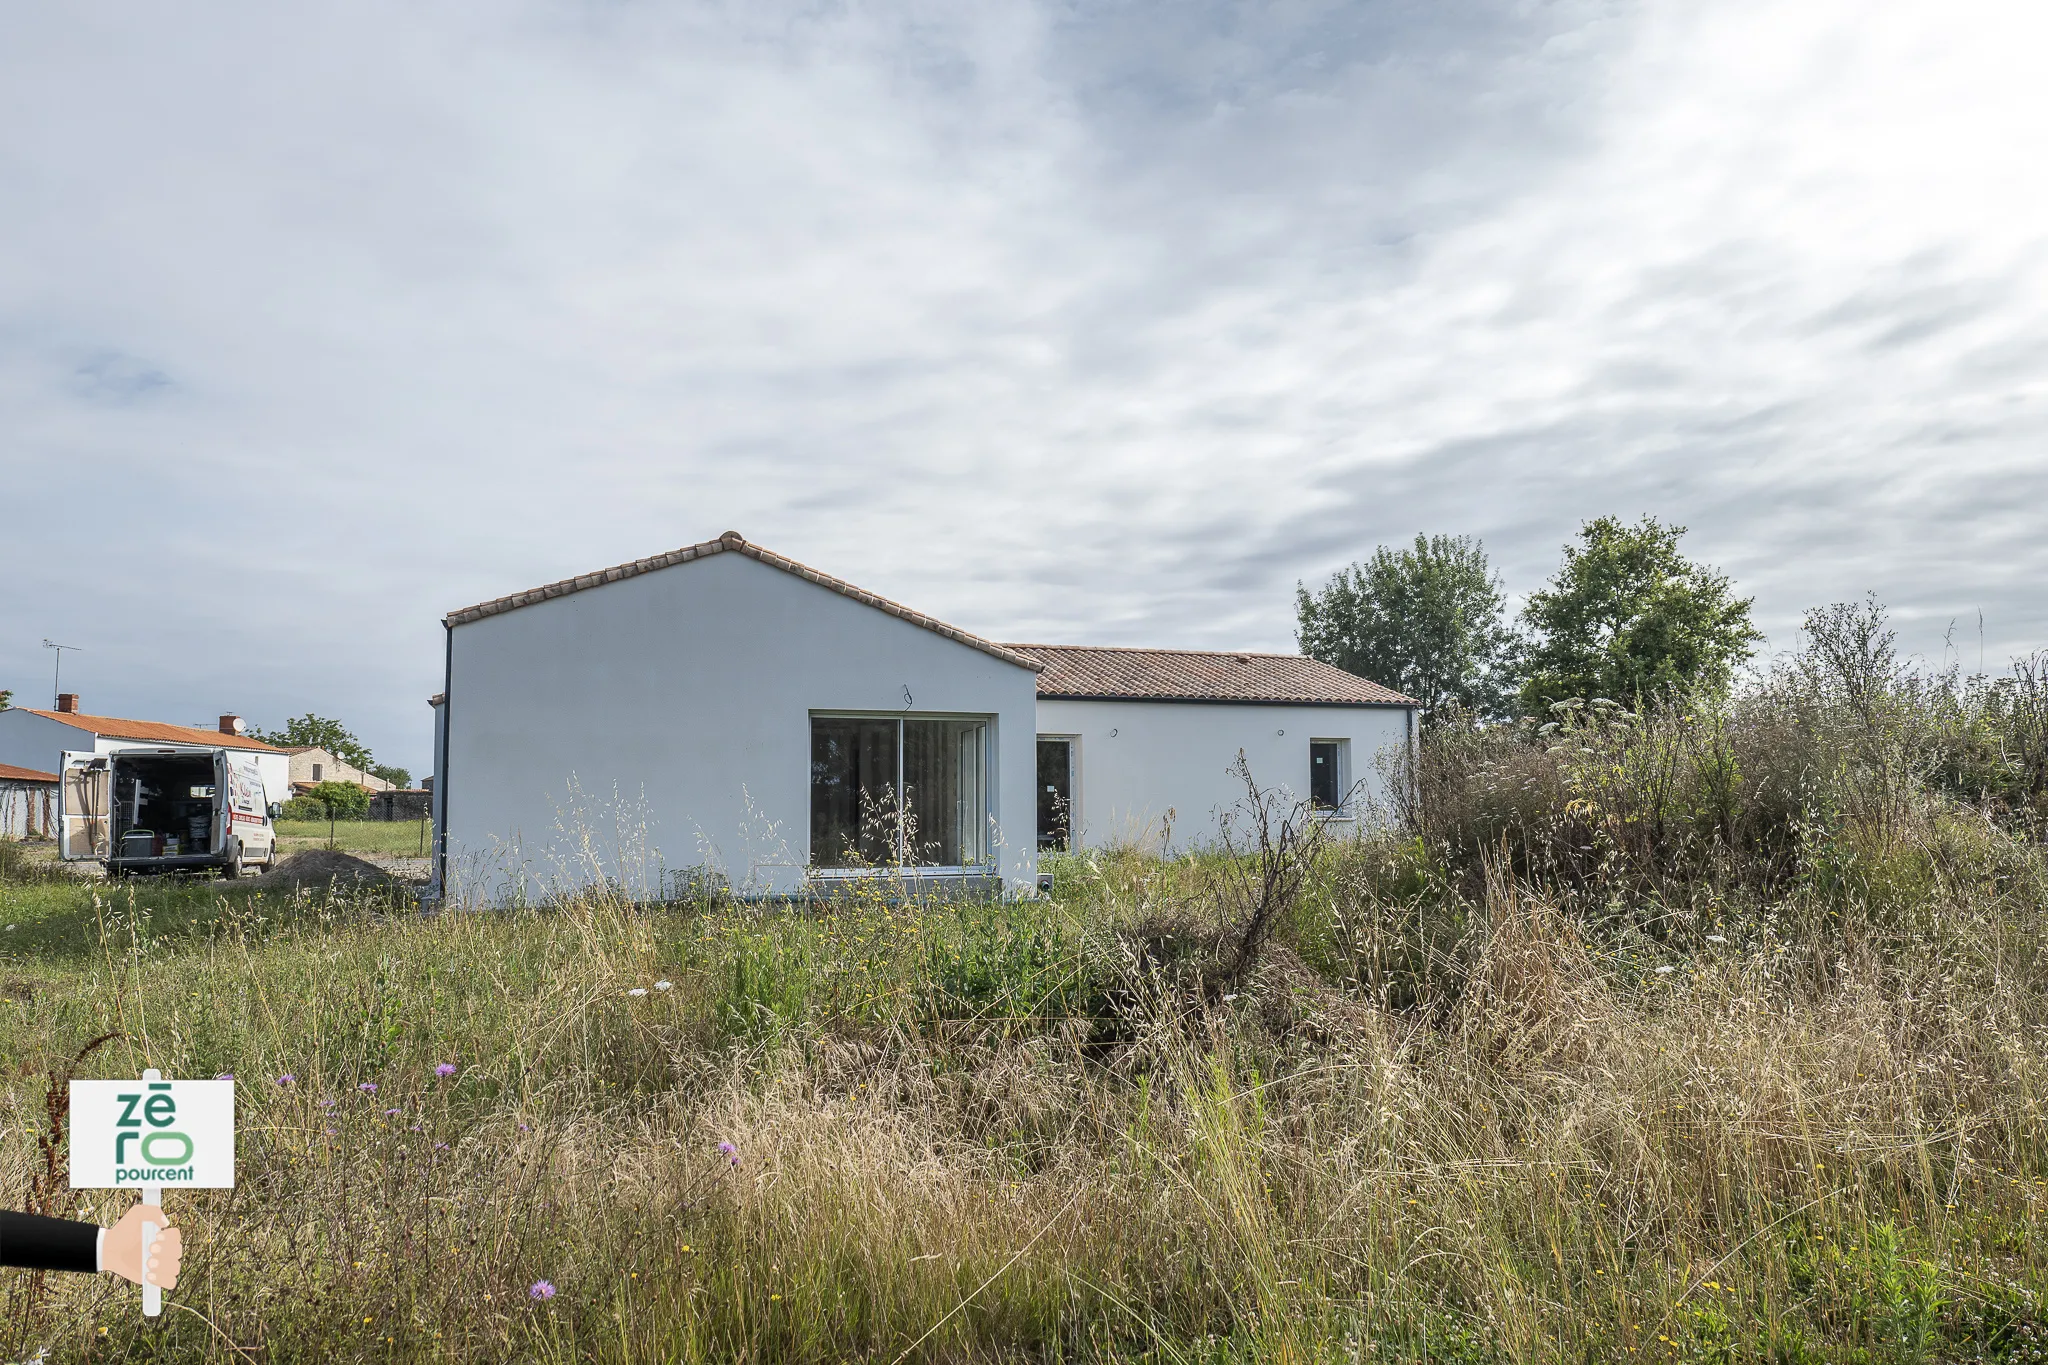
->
[4,0,2045,776]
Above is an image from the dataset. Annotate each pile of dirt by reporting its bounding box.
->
[247,848,397,891]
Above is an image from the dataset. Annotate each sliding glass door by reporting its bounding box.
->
[810,715,990,870]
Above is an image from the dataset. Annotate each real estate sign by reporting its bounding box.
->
[70,1076,235,1189]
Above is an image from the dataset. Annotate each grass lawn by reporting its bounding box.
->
[273,817,434,858]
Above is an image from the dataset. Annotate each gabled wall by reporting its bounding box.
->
[0,711,78,780]
[439,551,1039,903]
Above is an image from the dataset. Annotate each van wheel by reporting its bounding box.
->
[221,844,243,879]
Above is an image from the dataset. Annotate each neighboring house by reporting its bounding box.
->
[283,747,394,794]
[1014,644,1416,854]
[0,762,57,839]
[0,697,290,808]
[430,532,1418,904]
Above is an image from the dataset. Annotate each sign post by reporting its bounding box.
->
[70,1068,235,1317]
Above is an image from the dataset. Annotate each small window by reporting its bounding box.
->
[1037,738,1074,851]
[1310,740,1347,811]
[312,763,323,782]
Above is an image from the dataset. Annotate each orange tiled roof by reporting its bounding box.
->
[444,531,1041,671]
[0,762,58,784]
[24,710,285,753]
[1006,644,1416,707]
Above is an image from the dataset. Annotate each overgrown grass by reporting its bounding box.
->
[0,628,2045,1361]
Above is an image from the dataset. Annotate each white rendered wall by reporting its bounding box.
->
[1035,699,1415,853]
[440,551,1040,903]
[0,712,74,778]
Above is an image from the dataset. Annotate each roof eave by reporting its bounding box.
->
[1038,692,1419,708]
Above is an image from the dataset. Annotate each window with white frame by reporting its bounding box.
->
[810,715,991,869]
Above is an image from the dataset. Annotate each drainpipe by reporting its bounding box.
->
[1406,705,1419,827]
[433,620,452,903]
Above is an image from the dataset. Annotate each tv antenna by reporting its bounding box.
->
[41,639,81,706]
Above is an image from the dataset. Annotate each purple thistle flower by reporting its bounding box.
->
[320,1099,337,1109]
[435,1062,458,1078]
[276,1074,295,1086]
[529,1280,556,1301]
[718,1140,739,1167]
[215,1072,234,1081]
[434,1142,450,1151]
[358,1082,378,1094]
[384,1107,401,1116]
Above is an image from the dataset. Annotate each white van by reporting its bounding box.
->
[59,746,281,877]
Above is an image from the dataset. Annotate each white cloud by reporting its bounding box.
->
[2,0,2044,769]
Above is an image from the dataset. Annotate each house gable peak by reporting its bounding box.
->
[443,533,1041,672]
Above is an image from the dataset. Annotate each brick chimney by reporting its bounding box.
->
[55,693,79,714]
[219,714,245,736]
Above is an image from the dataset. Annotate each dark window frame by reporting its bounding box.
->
[1309,739,1348,813]
[809,712,994,872]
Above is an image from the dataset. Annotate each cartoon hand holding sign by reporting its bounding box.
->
[66,1068,234,1316]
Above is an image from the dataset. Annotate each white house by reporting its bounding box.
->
[282,746,395,794]
[0,699,291,811]
[429,532,1417,904]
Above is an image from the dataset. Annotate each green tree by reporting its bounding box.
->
[0,689,11,711]
[1296,534,1520,720]
[254,714,372,771]
[303,781,370,819]
[371,764,411,789]
[1518,516,1762,713]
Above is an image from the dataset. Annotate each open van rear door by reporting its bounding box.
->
[59,752,111,861]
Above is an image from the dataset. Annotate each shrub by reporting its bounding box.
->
[279,795,328,821]
[299,781,370,819]
[1404,602,2047,933]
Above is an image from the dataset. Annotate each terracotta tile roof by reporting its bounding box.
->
[444,531,1042,672]
[0,762,58,784]
[1005,644,1417,707]
[23,710,286,753]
